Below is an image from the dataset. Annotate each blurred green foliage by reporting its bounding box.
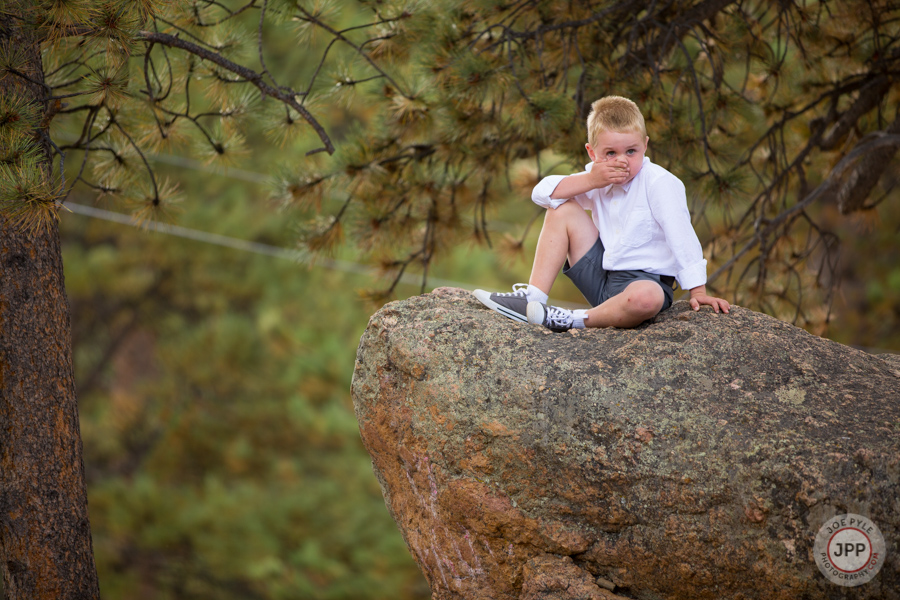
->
[819,199,900,352]
[61,169,433,598]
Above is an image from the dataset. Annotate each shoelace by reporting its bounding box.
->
[496,283,529,297]
[544,305,573,329]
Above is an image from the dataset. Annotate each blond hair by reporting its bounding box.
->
[586,96,646,146]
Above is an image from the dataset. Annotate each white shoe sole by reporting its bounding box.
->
[473,289,528,323]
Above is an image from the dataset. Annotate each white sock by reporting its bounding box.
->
[572,309,588,329]
[526,284,548,304]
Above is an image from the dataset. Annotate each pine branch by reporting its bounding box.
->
[836,115,900,213]
[136,30,334,154]
[708,131,900,286]
[193,0,260,27]
[818,76,893,150]
[256,0,278,90]
[293,6,410,99]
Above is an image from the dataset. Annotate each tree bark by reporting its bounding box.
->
[0,14,101,600]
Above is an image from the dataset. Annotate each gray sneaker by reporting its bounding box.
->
[527,301,575,332]
[473,284,529,323]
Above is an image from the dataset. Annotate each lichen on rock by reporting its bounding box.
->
[351,287,899,600]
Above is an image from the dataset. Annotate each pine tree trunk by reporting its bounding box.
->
[0,14,101,600]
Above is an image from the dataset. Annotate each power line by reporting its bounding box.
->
[144,151,522,231]
[57,148,607,309]
[60,208,899,353]
[56,147,900,351]
[52,146,534,298]
[62,202,477,292]
[149,152,272,184]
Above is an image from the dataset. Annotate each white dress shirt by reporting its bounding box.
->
[531,157,708,290]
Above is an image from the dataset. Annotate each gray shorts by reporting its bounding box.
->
[563,237,675,311]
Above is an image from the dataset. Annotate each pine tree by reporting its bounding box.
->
[277,0,899,326]
[0,0,385,597]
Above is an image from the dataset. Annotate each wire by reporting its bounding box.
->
[55,147,900,350]
[149,152,272,184]
[58,150,587,308]
[62,202,478,291]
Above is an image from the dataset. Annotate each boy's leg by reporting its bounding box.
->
[527,271,673,331]
[474,200,599,323]
[528,200,600,296]
[583,279,665,328]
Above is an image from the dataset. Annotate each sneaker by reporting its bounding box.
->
[473,284,529,323]
[527,301,575,332]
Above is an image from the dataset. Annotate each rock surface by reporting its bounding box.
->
[351,288,900,600]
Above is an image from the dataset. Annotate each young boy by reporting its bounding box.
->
[474,95,729,331]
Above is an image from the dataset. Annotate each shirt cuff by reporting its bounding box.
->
[532,175,570,209]
[676,259,707,291]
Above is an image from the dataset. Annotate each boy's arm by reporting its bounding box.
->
[533,158,632,207]
[549,158,630,199]
[644,176,730,313]
[645,177,708,289]
[688,285,730,313]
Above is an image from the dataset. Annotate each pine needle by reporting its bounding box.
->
[301,214,344,254]
[127,176,184,228]
[0,161,60,234]
[84,64,131,107]
[0,94,42,135]
[193,126,249,166]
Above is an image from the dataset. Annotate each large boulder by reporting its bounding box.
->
[351,287,899,600]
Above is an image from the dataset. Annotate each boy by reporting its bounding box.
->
[474,95,729,331]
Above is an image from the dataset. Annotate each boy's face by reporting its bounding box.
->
[586,130,649,184]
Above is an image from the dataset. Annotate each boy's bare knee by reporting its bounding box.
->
[624,282,664,317]
[544,200,581,223]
